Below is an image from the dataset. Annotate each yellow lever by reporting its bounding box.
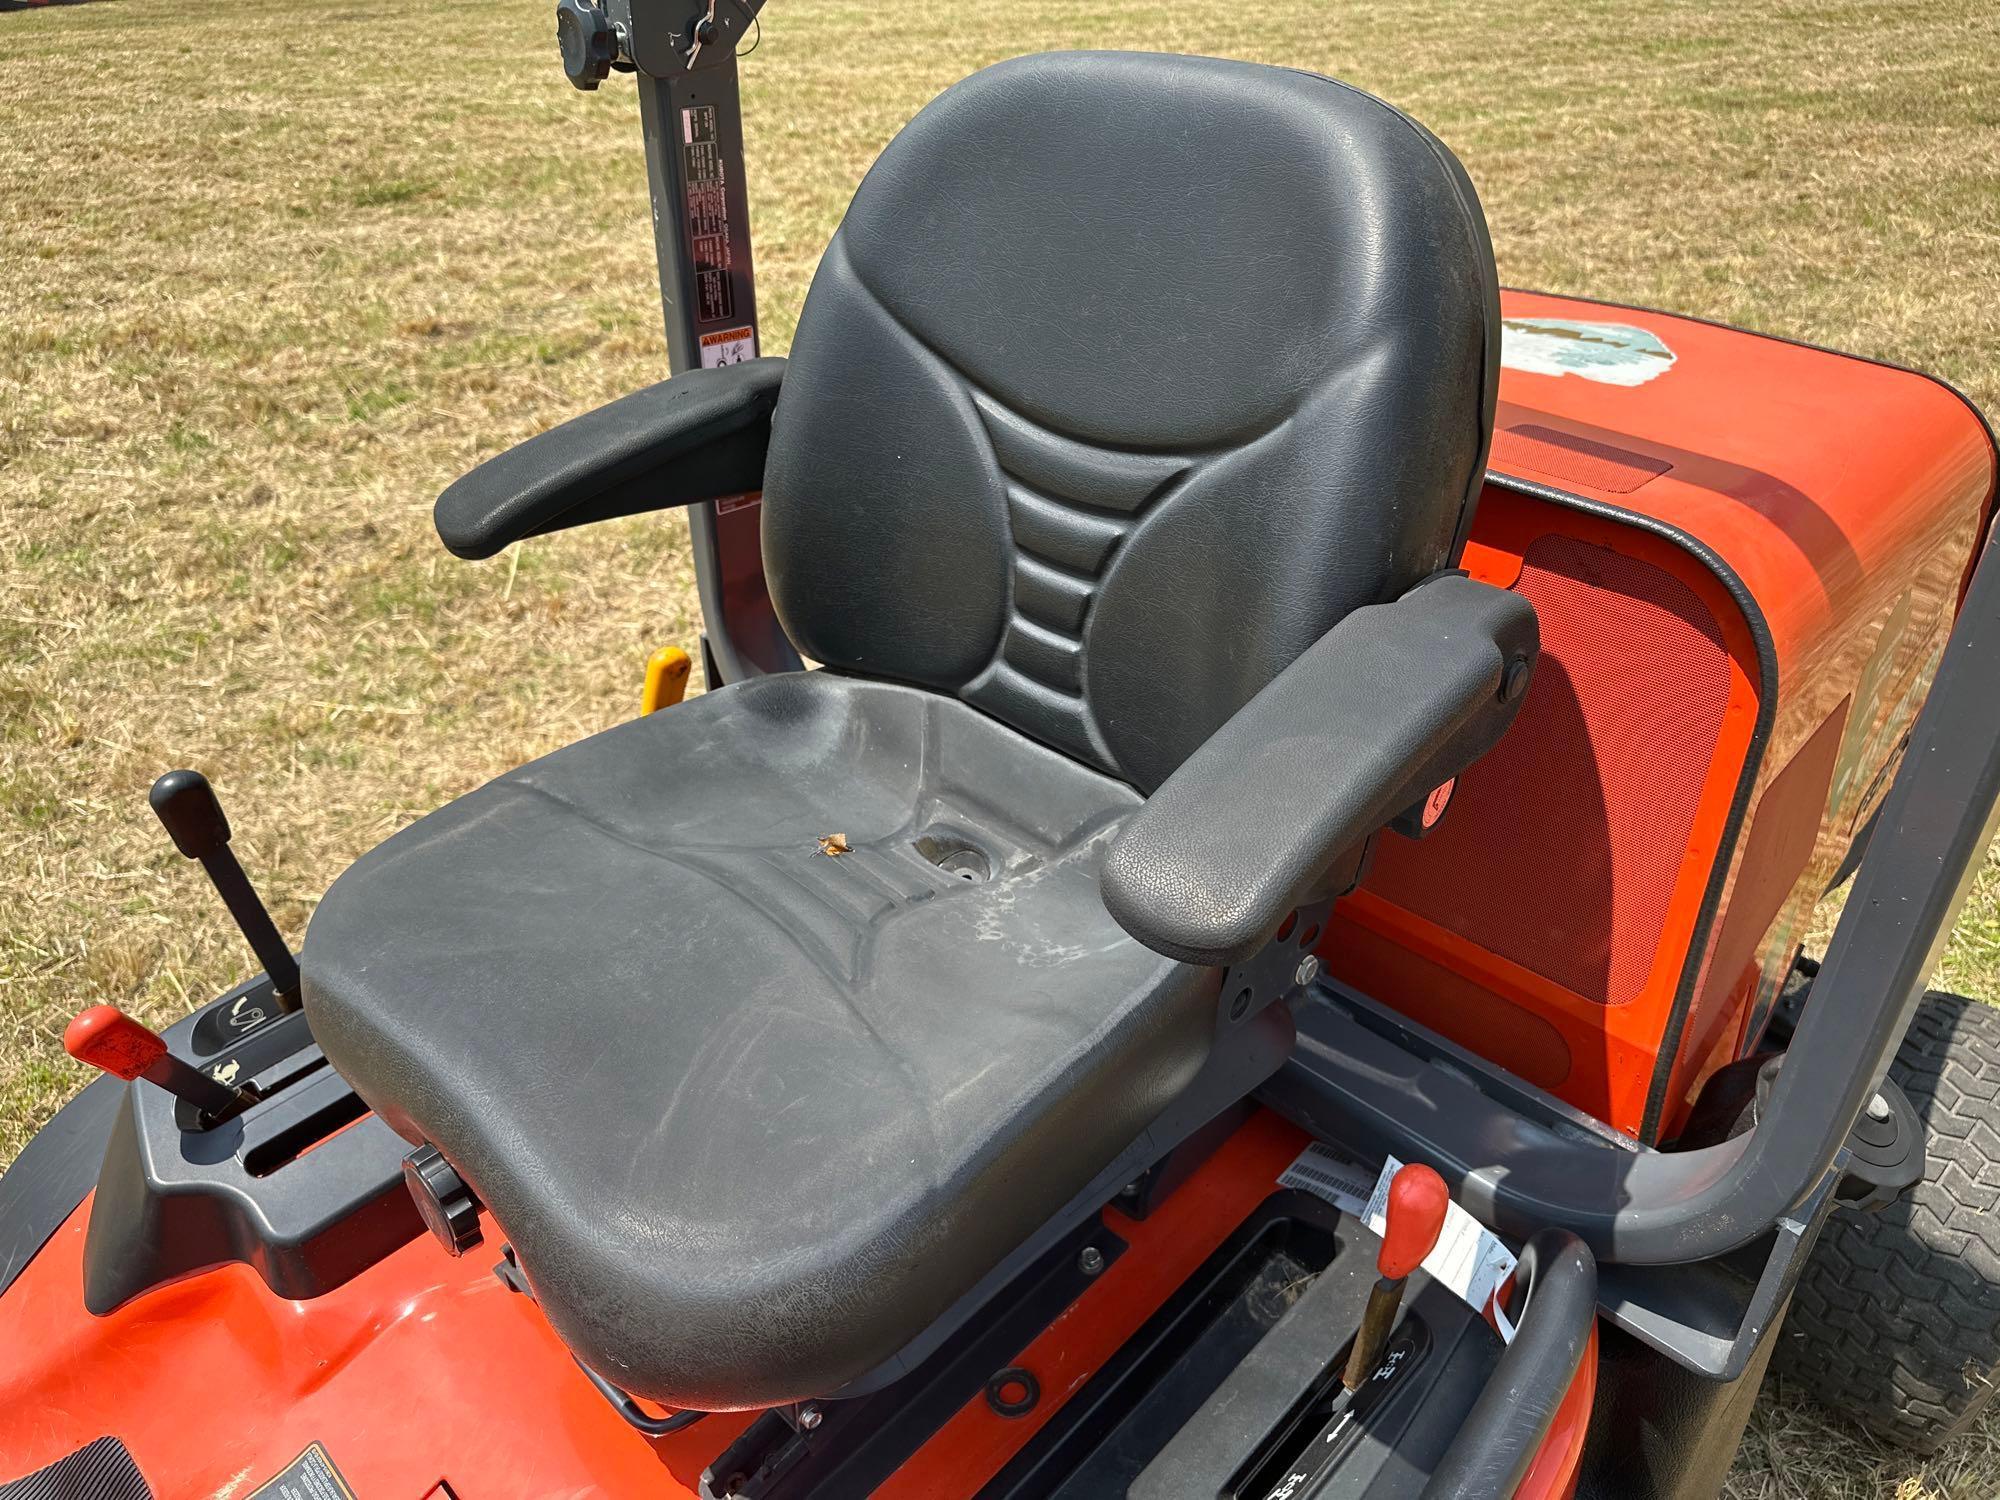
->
[640,646,693,715]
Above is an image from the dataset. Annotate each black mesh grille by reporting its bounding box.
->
[0,1437,153,1500]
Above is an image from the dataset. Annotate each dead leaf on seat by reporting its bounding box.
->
[817,833,850,857]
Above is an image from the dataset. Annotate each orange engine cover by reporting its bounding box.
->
[1322,289,1996,1142]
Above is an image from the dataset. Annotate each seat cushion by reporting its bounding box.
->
[302,672,1217,1409]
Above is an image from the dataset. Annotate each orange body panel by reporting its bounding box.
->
[0,1108,1590,1499]
[0,1193,757,1497]
[0,1112,1317,1497]
[1337,500,1764,1131]
[1324,290,1995,1139]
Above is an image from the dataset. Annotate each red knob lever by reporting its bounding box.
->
[64,1004,168,1080]
[65,1005,252,1119]
[1376,1162,1450,1280]
[1343,1162,1453,1392]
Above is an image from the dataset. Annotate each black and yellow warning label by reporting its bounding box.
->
[247,1443,359,1500]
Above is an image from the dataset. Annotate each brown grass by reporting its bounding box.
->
[3,0,1998,1492]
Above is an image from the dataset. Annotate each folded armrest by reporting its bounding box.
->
[1101,574,1538,967]
[434,357,785,560]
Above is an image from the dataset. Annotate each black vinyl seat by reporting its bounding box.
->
[303,51,1526,1411]
[306,673,1217,1409]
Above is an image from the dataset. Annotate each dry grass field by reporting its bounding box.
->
[3,0,1998,1493]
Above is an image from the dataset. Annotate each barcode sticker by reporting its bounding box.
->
[1277,1142,1376,1215]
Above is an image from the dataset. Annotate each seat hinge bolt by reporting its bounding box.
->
[798,1403,823,1431]
[1079,1245,1105,1277]
[1295,955,1320,990]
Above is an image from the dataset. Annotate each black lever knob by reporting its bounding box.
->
[150,768,233,858]
[150,770,302,1008]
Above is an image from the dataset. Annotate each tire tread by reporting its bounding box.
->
[1774,991,2000,1454]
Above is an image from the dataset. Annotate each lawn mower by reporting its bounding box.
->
[4,4,1998,1497]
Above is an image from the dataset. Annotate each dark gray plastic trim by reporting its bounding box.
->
[0,1074,121,1300]
[1423,1229,1598,1499]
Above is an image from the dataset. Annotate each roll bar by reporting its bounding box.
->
[563,0,799,686]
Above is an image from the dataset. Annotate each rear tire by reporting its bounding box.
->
[1774,990,2000,1453]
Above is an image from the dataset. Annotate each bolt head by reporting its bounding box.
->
[1866,1092,1892,1122]
[1078,1245,1105,1277]
[797,1404,822,1431]
[1295,955,1320,990]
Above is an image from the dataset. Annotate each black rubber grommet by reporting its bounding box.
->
[985,1366,1040,1419]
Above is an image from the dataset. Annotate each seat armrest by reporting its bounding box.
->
[1101,574,1538,967]
[434,358,785,559]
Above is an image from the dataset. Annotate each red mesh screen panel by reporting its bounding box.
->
[1364,535,1731,1007]
[1675,699,1849,1085]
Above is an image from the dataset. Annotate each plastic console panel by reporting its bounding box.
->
[979,1189,1595,1500]
[983,1189,1500,1500]
[1265,980,1842,1380]
[73,976,418,1314]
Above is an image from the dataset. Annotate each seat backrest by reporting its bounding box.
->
[762,51,1499,793]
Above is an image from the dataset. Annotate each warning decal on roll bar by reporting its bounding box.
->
[699,324,758,368]
[681,104,735,324]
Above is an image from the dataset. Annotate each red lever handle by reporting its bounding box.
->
[1377,1162,1450,1280]
[65,1003,252,1118]
[64,1005,168,1080]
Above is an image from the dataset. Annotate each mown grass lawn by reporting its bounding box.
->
[3,0,1997,1493]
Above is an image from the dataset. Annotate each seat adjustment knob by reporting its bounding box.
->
[404,1144,482,1256]
[556,0,618,90]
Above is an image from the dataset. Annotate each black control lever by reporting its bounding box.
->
[150,770,302,1009]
